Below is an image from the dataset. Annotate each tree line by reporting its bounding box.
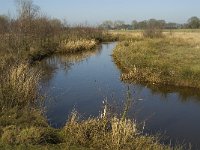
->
[0,0,109,62]
[99,17,200,30]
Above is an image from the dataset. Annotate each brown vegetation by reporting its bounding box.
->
[0,0,188,149]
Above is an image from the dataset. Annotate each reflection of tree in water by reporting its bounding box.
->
[38,46,103,84]
[51,45,102,69]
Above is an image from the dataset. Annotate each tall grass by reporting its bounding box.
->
[61,99,179,150]
[0,58,40,110]
[58,39,97,53]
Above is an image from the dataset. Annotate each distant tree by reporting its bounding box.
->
[187,16,200,29]
[137,21,148,29]
[100,16,200,31]
[157,20,166,28]
[165,22,179,29]
[131,20,138,29]
[99,20,113,29]
[113,20,125,29]
[122,24,132,30]
[148,19,165,29]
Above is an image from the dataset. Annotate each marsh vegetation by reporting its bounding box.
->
[1,0,200,149]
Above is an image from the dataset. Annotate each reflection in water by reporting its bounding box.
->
[47,45,102,69]
[39,42,200,149]
[148,84,200,102]
[39,46,102,85]
[121,80,200,103]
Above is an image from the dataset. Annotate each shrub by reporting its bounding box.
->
[143,27,163,38]
[143,19,164,38]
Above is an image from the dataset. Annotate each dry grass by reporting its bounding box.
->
[0,58,41,109]
[168,32,200,45]
[0,56,62,148]
[58,39,97,53]
[60,93,179,150]
[110,29,200,42]
[63,111,136,149]
[109,30,142,41]
[113,31,200,88]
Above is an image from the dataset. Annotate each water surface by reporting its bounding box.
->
[40,43,200,149]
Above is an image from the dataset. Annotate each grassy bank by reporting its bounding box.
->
[113,31,200,88]
[0,57,179,149]
[0,113,178,150]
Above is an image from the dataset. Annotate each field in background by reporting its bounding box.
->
[112,29,200,89]
[110,29,200,40]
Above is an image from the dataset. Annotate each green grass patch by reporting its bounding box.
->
[113,36,200,88]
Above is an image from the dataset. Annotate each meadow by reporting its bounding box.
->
[113,30,200,89]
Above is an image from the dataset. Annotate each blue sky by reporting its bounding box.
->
[0,0,200,24]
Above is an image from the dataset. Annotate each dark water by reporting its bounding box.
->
[40,43,200,149]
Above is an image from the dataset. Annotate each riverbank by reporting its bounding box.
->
[0,2,186,148]
[0,104,178,150]
[28,31,118,63]
[0,44,181,150]
[113,31,200,89]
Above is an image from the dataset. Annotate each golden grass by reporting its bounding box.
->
[110,29,200,42]
[109,30,142,41]
[169,32,200,44]
[61,107,175,150]
[59,39,97,53]
[0,60,41,109]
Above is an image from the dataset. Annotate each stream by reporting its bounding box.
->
[39,42,200,149]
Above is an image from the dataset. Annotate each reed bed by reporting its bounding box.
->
[59,39,97,53]
[0,58,41,110]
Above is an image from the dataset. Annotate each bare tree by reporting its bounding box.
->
[16,0,40,20]
[143,19,165,38]
[15,0,40,34]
